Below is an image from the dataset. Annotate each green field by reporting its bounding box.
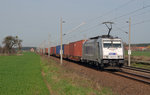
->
[0,52,49,95]
[0,52,113,95]
[125,51,150,69]
[125,51,150,57]
[131,63,150,70]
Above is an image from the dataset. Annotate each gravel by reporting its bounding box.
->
[50,56,150,95]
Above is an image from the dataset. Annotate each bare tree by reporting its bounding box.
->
[2,36,22,54]
[17,39,22,53]
[0,46,3,54]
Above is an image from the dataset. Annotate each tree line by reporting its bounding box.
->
[0,36,22,54]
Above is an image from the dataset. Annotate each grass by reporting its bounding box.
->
[0,52,114,95]
[125,51,150,69]
[131,51,150,57]
[125,51,150,57]
[131,63,150,70]
[0,52,49,95]
[41,57,114,95]
[125,51,150,62]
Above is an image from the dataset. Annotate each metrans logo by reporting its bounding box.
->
[109,53,116,55]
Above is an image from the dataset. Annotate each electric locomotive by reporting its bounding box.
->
[82,35,124,69]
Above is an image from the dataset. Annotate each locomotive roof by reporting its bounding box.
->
[89,35,119,39]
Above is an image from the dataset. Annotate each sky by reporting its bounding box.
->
[0,0,150,47]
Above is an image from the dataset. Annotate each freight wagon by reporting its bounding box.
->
[45,48,48,55]
[40,48,43,55]
[50,47,54,55]
[68,40,85,61]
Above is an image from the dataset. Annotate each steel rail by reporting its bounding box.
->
[120,70,150,79]
[122,66,150,73]
[111,72,150,85]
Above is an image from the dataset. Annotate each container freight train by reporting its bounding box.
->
[47,35,124,69]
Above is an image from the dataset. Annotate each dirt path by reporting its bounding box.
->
[41,70,53,95]
[50,56,150,95]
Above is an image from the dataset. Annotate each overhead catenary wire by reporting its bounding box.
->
[115,7,150,23]
[64,22,86,36]
[68,18,150,43]
[63,28,108,43]
[85,0,137,24]
[113,8,150,26]
[114,24,128,34]
[77,4,150,37]
[109,4,150,21]
[64,0,137,38]
[114,19,150,34]
[132,19,150,25]
[63,24,101,40]
[67,3,150,39]
[64,17,150,43]
[54,0,150,46]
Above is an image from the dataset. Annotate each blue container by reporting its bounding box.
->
[56,45,64,54]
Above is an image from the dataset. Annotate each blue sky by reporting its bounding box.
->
[0,0,150,47]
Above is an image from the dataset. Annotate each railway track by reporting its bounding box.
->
[111,71,150,85]
[49,56,150,85]
[122,66,150,73]
[109,66,150,85]
[112,71,150,85]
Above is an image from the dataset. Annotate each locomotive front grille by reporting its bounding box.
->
[108,55,118,59]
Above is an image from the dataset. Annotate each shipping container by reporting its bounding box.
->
[40,49,43,55]
[64,44,69,58]
[56,45,65,56]
[50,47,56,55]
[74,40,85,57]
[42,49,43,55]
[69,42,74,56]
[50,47,53,55]
[56,45,60,56]
[56,45,60,55]
[45,48,48,55]
[53,47,56,55]
[69,40,85,61]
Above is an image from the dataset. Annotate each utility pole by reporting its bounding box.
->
[128,18,131,66]
[40,43,42,55]
[42,41,44,55]
[60,18,65,64]
[60,17,63,64]
[84,34,87,41]
[48,34,51,57]
[43,40,46,55]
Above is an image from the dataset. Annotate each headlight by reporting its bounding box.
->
[118,55,123,58]
[103,55,108,58]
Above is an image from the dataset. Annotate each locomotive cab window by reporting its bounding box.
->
[103,43,111,48]
[103,43,121,48]
[113,43,121,48]
[103,40,122,48]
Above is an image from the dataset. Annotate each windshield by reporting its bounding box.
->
[104,43,111,48]
[103,43,121,48]
[113,43,121,48]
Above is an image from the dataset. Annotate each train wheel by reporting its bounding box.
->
[100,63,104,71]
